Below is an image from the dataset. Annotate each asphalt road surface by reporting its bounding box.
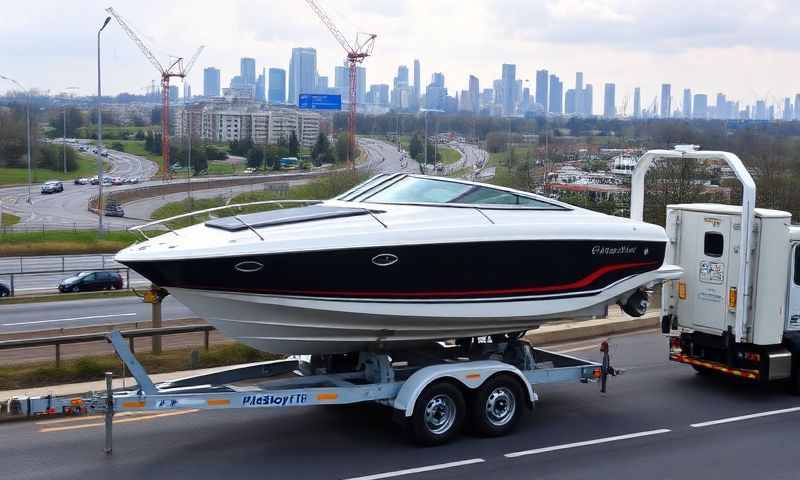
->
[0,254,147,295]
[0,295,193,333]
[360,137,420,174]
[3,331,800,479]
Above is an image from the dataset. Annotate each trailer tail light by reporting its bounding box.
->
[729,287,737,310]
[678,282,687,300]
[670,337,682,354]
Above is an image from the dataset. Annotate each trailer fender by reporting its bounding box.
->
[393,360,535,418]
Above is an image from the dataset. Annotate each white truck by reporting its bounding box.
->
[633,147,800,391]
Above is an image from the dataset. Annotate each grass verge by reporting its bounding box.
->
[0,153,103,186]
[1,212,20,227]
[0,230,141,256]
[438,146,461,165]
[0,343,281,390]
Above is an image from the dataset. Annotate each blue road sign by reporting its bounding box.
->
[298,94,342,110]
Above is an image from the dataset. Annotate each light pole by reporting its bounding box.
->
[97,16,111,234]
[0,75,32,203]
[62,87,79,174]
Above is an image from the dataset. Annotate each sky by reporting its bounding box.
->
[1,0,799,113]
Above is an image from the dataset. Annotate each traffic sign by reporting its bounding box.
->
[299,94,342,110]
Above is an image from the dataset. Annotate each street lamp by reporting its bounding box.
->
[0,75,32,203]
[96,16,111,234]
[62,87,79,174]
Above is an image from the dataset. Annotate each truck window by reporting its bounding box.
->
[704,232,724,257]
[795,247,800,286]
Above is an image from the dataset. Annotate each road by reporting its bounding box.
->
[0,254,148,295]
[360,137,420,174]
[3,331,799,479]
[0,296,193,333]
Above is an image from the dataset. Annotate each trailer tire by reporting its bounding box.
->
[692,365,712,376]
[790,360,800,396]
[410,382,465,446]
[469,374,524,437]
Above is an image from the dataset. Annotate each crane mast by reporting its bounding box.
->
[106,7,203,180]
[304,0,375,167]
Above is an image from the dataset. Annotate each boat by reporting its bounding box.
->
[116,173,681,354]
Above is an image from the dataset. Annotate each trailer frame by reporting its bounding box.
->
[5,330,614,451]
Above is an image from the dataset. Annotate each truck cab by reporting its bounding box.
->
[662,203,800,386]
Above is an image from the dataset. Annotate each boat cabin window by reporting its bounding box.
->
[363,176,561,208]
[794,246,800,286]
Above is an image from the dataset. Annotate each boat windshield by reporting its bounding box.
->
[362,176,563,209]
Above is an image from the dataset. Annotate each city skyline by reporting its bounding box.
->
[2,0,800,114]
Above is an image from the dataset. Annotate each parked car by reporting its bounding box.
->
[58,271,123,293]
[112,177,125,185]
[41,180,64,194]
[124,177,140,184]
[74,177,90,185]
[243,167,257,174]
[0,282,10,298]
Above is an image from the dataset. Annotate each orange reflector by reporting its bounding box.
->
[317,393,338,401]
[122,401,146,409]
[70,399,84,406]
[465,373,481,380]
[593,368,602,378]
[729,287,737,310]
[678,282,687,300]
[207,399,230,407]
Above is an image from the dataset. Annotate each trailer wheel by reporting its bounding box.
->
[790,360,800,396]
[410,382,465,446]
[469,374,523,437]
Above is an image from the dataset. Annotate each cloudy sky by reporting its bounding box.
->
[1,0,799,112]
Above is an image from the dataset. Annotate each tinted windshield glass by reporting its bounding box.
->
[364,176,560,208]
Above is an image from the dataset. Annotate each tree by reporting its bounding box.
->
[311,133,333,166]
[150,108,161,125]
[289,131,300,157]
[409,133,423,161]
[134,130,145,140]
[264,144,289,170]
[246,147,264,169]
[48,107,85,139]
[111,141,125,152]
[335,132,356,164]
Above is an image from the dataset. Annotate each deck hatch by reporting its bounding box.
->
[205,206,370,232]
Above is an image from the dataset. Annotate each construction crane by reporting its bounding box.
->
[106,7,204,179]
[305,0,375,167]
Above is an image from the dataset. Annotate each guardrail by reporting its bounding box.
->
[0,267,133,297]
[0,324,215,368]
[0,223,138,233]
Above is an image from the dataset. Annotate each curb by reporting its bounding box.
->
[525,315,659,345]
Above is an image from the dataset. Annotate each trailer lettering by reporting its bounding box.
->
[241,393,309,407]
[592,245,638,256]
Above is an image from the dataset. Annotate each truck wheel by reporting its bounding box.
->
[469,375,524,437]
[790,361,800,396]
[692,365,712,376]
[411,382,465,446]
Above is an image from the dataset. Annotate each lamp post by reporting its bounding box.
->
[0,75,32,203]
[97,16,111,234]
[62,87,79,174]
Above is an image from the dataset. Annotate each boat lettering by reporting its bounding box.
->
[592,245,638,255]
[241,393,309,407]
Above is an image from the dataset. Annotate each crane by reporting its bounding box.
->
[305,0,376,167]
[106,7,204,179]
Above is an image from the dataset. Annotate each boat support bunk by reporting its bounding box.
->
[5,330,618,451]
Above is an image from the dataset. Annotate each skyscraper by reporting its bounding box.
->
[501,64,516,116]
[683,88,692,118]
[255,69,266,102]
[413,59,421,107]
[535,70,549,112]
[203,67,220,97]
[660,84,671,118]
[795,94,800,121]
[603,83,616,118]
[268,68,286,104]
[288,47,317,105]
[469,75,480,113]
[633,87,641,118]
[784,97,793,121]
[574,72,584,115]
[548,74,562,114]
[715,93,727,119]
[693,94,708,119]
[169,85,179,102]
[565,90,576,115]
[425,73,447,110]
[582,84,593,116]
[240,57,256,85]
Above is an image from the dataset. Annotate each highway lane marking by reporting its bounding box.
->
[35,411,154,425]
[690,406,800,428]
[2,313,137,327]
[39,409,199,433]
[504,429,672,458]
[343,459,485,480]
